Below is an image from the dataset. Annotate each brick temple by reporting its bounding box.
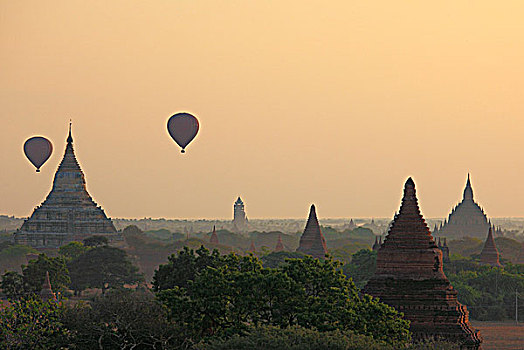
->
[15,125,118,248]
[232,196,249,232]
[363,178,482,349]
[479,227,502,267]
[296,204,327,259]
[434,174,490,239]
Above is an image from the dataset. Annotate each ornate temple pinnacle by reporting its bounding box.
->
[463,173,474,201]
[67,121,73,144]
[309,204,316,217]
[403,177,416,200]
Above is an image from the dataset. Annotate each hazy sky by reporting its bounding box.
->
[1,1,523,219]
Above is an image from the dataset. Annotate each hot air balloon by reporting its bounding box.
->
[23,136,53,172]
[167,112,199,153]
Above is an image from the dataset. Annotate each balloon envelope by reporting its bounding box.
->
[24,137,53,172]
[167,113,199,153]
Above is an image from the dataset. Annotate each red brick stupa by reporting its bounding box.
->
[248,241,256,253]
[296,205,327,259]
[363,178,482,349]
[275,234,284,252]
[209,226,219,244]
[40,271,56,302]
[479,227,502,267]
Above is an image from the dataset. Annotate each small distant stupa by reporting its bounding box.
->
[248,241,256,253]
[209,225,219,244]
[437,237,450,263]
[479,227,502,267]
[275,234,284,252]
[348,219,357,230]
[232,197,249,232]
[15,124,118,247]
[363,178,482,349]
[40,271,56,302]
[296,205,327,259]
[372,236,382,251]
[435,174,490,239]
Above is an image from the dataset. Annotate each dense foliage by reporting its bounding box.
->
[0,297,70,349]
[1,254,70,299]
[342,249,377,288]
[445,258,524,321]
[1,244,142,298]
[62,289,179,349]
[69,246,142,295]
[155,246,411,347]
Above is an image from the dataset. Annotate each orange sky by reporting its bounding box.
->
[1,1,523,219]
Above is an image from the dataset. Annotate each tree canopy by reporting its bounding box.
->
[155,246,410,346]
[69,246,142,294]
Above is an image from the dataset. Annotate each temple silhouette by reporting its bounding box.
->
[434,174,490,239]
[232,196,249,232]
[479,227,502,267]
[209,225,219,244]
[296,205,328,259]
[15,125,118,248]
[363,178,482,349]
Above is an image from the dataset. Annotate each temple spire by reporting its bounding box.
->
[40,271,56,302]
[463,173,473,201]
[210,225,219,244]
[67,121,73,144]
[372,236,380,251]
[296,204,328,259]
[479,227,502,267]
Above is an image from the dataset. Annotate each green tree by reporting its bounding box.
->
[0,271,26,300]
[445,256,524,321]
[0,297,70,349]
[21,254,70,295]
[343,249,377,288]
[83,235,109,247]
[156,250,410,346]
[195,326,394,350]
[260,251,305,268]
[58,241,87,260]
[153,246,223,291]
[62,289,179,349]
[69,246,142,294]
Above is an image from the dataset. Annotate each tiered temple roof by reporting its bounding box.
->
[479,227,502,267]
[435,174,490,239]
[232,196,249,232]
[15,125,118,248]
[296,205,327,259]
[363,178,482,349]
